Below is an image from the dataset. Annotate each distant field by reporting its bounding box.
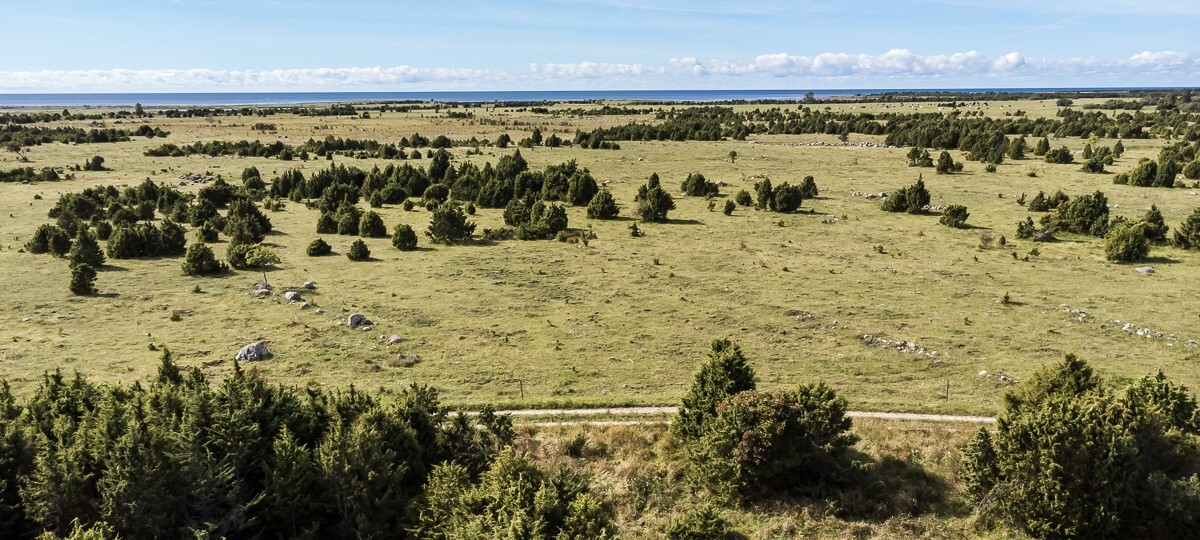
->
[2,100,1196,416]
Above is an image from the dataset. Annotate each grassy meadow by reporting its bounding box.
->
[2,99,1197,416]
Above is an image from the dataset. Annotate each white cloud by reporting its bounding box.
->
[0,50,1196,92]
[529,62,662,79]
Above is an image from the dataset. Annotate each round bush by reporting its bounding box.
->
[347,239,371,261]
[69,264,97,295]
[359,211,387,238]
[181,243,226,276]
[392,224,418,251]
[307,238,332,256]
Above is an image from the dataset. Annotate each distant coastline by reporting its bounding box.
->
[0,87,1193,108]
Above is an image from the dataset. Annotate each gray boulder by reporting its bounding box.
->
[303,281,316,289]
[348,313,373,329]
[235,342,271,362]
[284,291,302,302]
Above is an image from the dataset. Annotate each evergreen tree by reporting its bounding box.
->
[181,243,226,276]
[346,239,371,260]
[673,339,757,443]
[69,264,97,295]
[586,189,620,219]
[426,205,476,244]
[67,229,105,269]
[1034,137,1050,156]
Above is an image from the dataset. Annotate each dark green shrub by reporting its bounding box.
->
[94,221,113,241]
[636,183,675,223]
[1016,216,1037,239]
[690,382,858,499]
[1051,190,1109,236]
[229,243,280,269]
[734,189,753,206]
[723,200,735,215]
[771,182,803,213]
[586,189,620,219]
[316,212,337,234]
[907,147,934,167]
[1027,191,1049,212]
[939,205,970,228]
[985,163,997,173]
[25,224,64,254]
[195,220,219,242]
[681,173,719,197]
[69,264,97,295]
[799,175,819,198]
[181,243,226,275]
[534,202,568,234]
[426,204,476,244]
[1174,207,1200,249]
[936,151,956,173]
[307,238,332,256]
[158,219,187,256]
[67,229,105,268]
[358,211,387,238]
[403,199,415,211]
[1034,137,1050,156]
[959,427,998,503]
[391,224,418,251]
[422,183,449,203]
[347,239,371,260]
[1183,160,1200,180]
[413,449,613,539]
[1142,205,1169,243]
[566,169,600,206]
[881,179,931,214]
[1044,146,1074,164]
[337,212,359,235]
[966,355,1200,538]
[674,339,757,444]
[504,199,531,226]
[753,178,772,210]
[1104,220,1152,260]
[465,202,476,215]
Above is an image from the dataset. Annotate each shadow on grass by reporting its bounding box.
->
[664,218,704,225]
[1142,255,1181,265]
[101,265,129,272]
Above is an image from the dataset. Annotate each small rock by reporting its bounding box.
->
[21,317,31,322]
[361,326,374,332]
[303,281,316,289]
[387,335,403,345]
[284,291,302,302]
[252,289,270,297]
[235,342,271,362]
[315,308,326,315]
[298,302,309,309]
[1135,266,1155,274]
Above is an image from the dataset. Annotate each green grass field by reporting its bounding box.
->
[2,100,1196,415]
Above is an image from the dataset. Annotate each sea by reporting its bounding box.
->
[0,88,1180,108]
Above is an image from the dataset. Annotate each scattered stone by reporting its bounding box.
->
[283,291,302,302]
[1136,266,1155,274]
[978,370,988,376]
[252,289,270,297]
[303,281,316,289]
[298,302,309,309]
[860,334,936,358]
[315,308,326,315]
[235,342,271,362]
[361,326,374,332]
[21,317,31,322]
[387,335,403,345]
[348,313,373,329]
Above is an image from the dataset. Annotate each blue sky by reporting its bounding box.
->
[2,0,1198,91]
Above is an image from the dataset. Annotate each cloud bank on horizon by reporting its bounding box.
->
[2,50,1196,93]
